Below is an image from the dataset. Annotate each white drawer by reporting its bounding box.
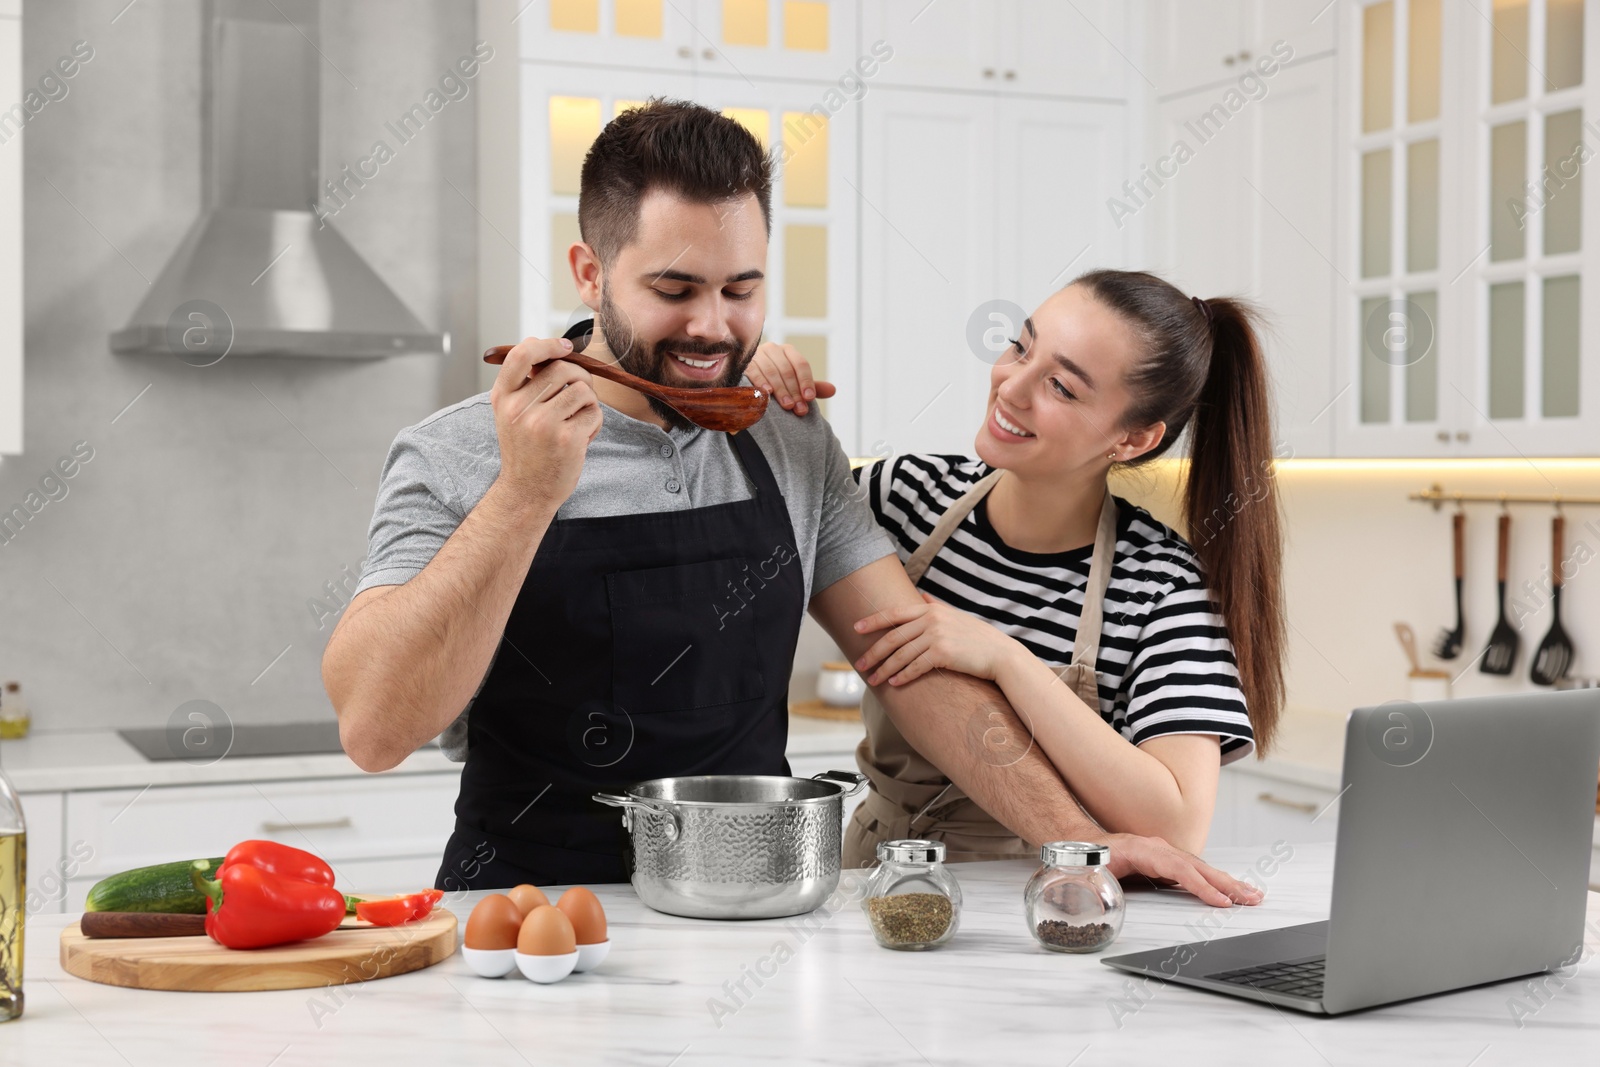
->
[67,773,461,880]
[321,855,448,896]
[19,791,67,916]
[1234,776,1341,849]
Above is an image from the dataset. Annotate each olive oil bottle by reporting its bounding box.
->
[0,766,23,1022]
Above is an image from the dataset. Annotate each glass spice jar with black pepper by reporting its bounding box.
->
[1023,841,1124,953]
[861,839,961,951]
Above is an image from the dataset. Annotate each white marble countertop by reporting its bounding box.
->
[0,715,866,794]
[0,728,460,793]
[12,843,1600,1063]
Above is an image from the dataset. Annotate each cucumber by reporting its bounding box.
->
[84,857,226,914]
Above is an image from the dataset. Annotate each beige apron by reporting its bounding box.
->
[843,472,1119,866]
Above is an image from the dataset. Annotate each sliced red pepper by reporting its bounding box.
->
[221,840,336,887]
[354,888,443,926]
[191,860,346,949]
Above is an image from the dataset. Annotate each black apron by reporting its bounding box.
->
[434,397,805,890]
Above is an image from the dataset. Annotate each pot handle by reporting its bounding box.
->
[812,770,868,798]
[593,792,681,841]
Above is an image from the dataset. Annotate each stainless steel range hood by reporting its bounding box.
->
[111,0,448,360]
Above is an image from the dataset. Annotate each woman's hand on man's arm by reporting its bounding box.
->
[808,556,1262,908]
[747,342,835,416]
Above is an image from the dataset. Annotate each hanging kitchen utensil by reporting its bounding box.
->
[1480,508,1519,676]
[1531,511,1574,686]
[1432,508,1466,660]
[482,344,768,434]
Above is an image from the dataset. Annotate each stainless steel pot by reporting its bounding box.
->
[594,770,867,919]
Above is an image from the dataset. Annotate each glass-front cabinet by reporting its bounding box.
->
[520,0,859,81]
[1339,0,1597,456]
[519,60,862,446]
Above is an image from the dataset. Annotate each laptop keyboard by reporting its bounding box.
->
[1207,957,1326,1000]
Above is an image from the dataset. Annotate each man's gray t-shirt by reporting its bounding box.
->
[355,389,894,760]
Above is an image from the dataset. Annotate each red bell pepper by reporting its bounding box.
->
[354,888,443,926]
[221,840,336,887]
[191,860,346,949]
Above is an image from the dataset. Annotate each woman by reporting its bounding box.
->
[748,270,1285,865]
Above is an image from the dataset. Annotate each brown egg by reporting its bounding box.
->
[464,894,523,952]
[507,883,550,916]
[556,886,607,945]
[517,904,577,956]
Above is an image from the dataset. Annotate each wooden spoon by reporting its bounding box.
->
[482,344,768,434]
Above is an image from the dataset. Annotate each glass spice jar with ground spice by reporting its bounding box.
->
[1023,841,1124,954]
[862,839,961,951]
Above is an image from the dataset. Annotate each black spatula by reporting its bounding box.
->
[1531,513,1574,686]
[1433,510,1466,660]
[1480,511,1519,676]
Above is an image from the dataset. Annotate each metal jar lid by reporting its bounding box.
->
[1040,841,1110,867]
[877,838,945,864]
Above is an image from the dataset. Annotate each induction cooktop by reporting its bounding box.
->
[118,720,349,761]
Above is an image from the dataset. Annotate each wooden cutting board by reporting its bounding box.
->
[789,699,861,722]
[60,908,457,992]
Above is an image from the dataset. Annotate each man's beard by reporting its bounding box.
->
[596,286,759,431]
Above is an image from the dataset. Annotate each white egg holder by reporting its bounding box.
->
[462,940,611,982]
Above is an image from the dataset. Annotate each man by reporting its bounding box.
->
[322,100,1257,907]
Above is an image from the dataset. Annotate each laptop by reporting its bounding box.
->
[1102,689,1600,1015]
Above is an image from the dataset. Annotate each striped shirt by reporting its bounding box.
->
[856,454,1255,764]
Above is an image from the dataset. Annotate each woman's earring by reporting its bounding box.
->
[1107,451,1117,460]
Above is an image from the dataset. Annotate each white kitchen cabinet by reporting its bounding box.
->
[1147,0,1253,98]
[519,0,707,74]
[1145,56,1340,457]
[861,0,1002,94]
[997,0,1130,99]
[520,0,861,82]
[691,0,864,83]
[19,793,64,916]
[859,87,1128,456]
[0,10,21,456]
[996,94,1134,312]
[787,751,867,831]
[1445,0,1598,459]
[1253,60,1340,458]
[863,0,1129,99]
[1332,0,1598,458]
[858,88,998,457]
[1207,764,1340,850]
[1147,0,1336,99]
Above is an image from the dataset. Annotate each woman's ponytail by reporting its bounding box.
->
[1075,271,1286,755]
[1183,298,1285,754]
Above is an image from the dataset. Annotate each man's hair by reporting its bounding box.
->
[578,98,773,266]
